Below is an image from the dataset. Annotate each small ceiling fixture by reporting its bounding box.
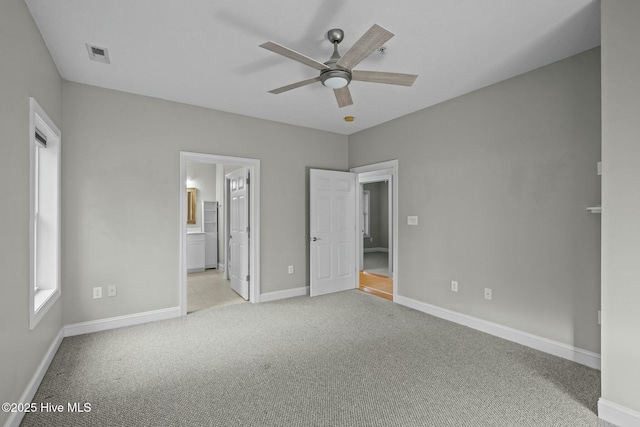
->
[86,43,110,64]
[344,116,355,122]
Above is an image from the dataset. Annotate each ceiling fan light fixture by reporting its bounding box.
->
[323,76,349,89]
[321,69,351,89]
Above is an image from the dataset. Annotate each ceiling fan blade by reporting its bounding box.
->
[336,24,394,70]
[260,41,330,71]
[268,76,322,94]
[352,70,418,86]
[334,86,353,108]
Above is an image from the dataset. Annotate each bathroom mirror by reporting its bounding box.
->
[187,188,196,224]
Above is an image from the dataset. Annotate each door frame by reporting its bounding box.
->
[350,160,398,301]
[179,152,261,316]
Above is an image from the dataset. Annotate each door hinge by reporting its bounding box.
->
[246,274,250,282]
[246,177,250,185]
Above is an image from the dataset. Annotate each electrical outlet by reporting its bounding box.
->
[598,310,601,325]
[93,287,102,299]
[484,288,492,300]
[451,281,458,292]
[288,265,294,274]
[107,285,117,297]
[407,216,418,225]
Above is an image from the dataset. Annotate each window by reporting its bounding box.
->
[29,98,61,329]
[362,190,370,238]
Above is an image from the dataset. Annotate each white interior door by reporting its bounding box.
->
[227,167,249,300]
[310,169,357,297]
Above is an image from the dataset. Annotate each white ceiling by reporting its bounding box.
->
[25,0,600,135]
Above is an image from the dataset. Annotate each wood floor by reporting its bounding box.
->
[359,271,393,301]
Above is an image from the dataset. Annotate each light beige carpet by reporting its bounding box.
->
[22,290,607,427]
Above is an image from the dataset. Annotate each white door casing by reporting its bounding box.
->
[310,169,357,297]
[227,167,250,300]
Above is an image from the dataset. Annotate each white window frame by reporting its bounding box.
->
[29,98,62,330]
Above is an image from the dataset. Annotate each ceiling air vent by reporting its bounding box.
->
[86,44,110,64]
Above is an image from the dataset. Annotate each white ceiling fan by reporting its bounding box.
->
[260,24,418,108]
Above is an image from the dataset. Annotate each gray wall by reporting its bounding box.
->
[61,81,348,324]
[0,0,63,424]
[349,48,602,353]
[601,0,640,413]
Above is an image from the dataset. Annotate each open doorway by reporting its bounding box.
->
[352,161,397,302]
[359,180,393,300]
[179,152,260,316]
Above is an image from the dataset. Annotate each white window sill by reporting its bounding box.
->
[31,287,60,329]
[34,288,56,312]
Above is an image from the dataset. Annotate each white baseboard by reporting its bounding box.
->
[4,329,64,427]
[260,286,309,302]
[64,306,181,337]
[599,399,640,427]
[395,295,601,370]
[364,247,389,253]
[218,263,225,271]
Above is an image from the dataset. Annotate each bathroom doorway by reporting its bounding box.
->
[179,152,261,316]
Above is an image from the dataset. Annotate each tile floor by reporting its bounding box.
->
[187,269,247,313]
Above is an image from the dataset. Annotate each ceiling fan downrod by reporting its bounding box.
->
[321,28,351,89]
